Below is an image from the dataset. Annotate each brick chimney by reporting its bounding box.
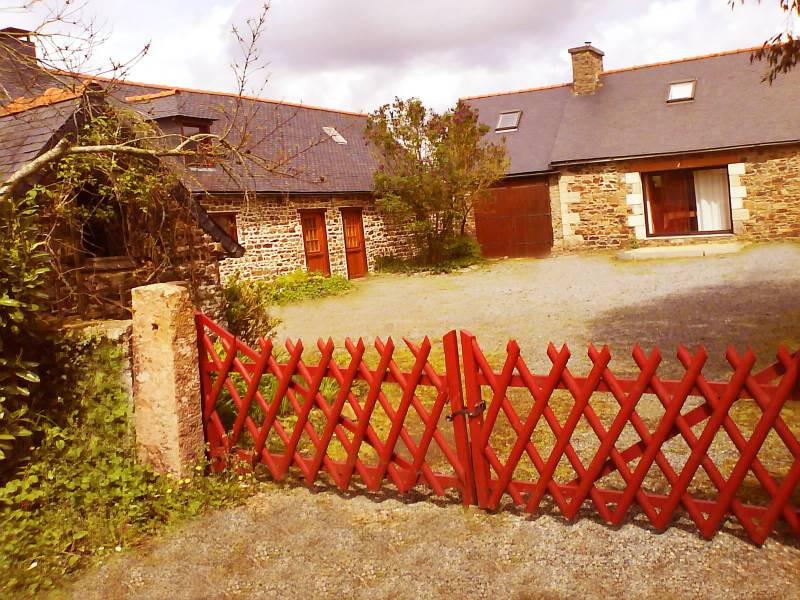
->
[569,43,604,95]
[0,27,46,100]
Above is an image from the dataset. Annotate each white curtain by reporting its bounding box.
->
[693,168,731,232]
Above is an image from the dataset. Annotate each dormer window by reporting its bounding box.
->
[495,110,522,132]
[667,80,696,103]
[180,119,214,168]
[323,126,347,144]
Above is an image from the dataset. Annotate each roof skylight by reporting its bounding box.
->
[667,80,696,102]
[323,126,347,144]
[495,110,522,131]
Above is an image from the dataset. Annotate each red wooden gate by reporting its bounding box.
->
[196,313,475,503]
[196,313,799,544]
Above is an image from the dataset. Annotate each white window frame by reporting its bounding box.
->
[495,110,522,132]
[666,79,696,103]
[323,126,347,144]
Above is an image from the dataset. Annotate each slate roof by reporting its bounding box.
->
[0,97,78,179]
[109,79,376,194]
[0,91,243,256]
[464,48,800,175]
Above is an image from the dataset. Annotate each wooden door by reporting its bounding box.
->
[341,208,368,278]
[300,211,331,275]
[475,178,553,258]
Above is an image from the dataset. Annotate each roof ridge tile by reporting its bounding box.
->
[60,71,368,117]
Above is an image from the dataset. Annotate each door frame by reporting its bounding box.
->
[299,209,331,275]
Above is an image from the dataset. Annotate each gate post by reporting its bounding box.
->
[130,283,205,476]
[443,330,476,506]
[459,330,492,508]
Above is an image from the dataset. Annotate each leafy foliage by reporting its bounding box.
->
[29,101,210,318]
[224,270,352,344]
[223,273,282,345]
[0,335,256,597]
[263,269,352,304]
[366,98,508,264]
[375,235,484,274]
[0,184,50,465]
[731,0,800,83]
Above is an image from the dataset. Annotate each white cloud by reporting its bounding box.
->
[1,0,794,112]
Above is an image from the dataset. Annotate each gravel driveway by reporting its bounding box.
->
[72,485,800,599]
[275,242,800,378]
[70,242,800,599]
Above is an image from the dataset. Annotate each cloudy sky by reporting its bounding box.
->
[3,0,795,112]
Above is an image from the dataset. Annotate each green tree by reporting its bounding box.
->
[366,98,508,264]
[731,0,799,83]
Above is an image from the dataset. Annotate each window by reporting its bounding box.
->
[323,126,347,144]
[180,119,214,167]
[667,80,696,102]
[643,167,731,236]
[209,211,238,243]
[495,110,522,131]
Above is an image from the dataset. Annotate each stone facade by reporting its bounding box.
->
[547,174,565,250]
[735,145,800,240]
[547,143,800,250]
[47,196,225,321]
[202,192,411,281]
[555,163,630,248]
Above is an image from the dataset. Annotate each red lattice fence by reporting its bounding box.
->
[196,312,800,544]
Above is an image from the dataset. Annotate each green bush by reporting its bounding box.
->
[443,234,482,262]
[0,335,255,597]
[223,270,352,345]
[223,273,282,345]
[0,187,51,466]
[375,235,483,274]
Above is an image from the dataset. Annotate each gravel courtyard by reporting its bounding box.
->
[71,243,800,599]
[275,242,800,378]
[72,485,800,600]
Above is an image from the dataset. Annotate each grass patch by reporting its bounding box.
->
[0,335,258,598]
[260,270,352,305]
[224,270,352,344]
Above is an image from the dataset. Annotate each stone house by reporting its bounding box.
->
[0,26,412,324]
[0,61,242,318]
[108,81,409,283]
[464,44,800,256]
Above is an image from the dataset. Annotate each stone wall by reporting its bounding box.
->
[548,174,565,250]
[557,163,630,248]
[202,193,411,281]
[552,143,800,249]
[47,197,225,321]
[736,145,800,240]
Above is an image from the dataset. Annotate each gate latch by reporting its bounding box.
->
[447,401,486,422]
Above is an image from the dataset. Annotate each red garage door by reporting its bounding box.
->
[475,179,553,258]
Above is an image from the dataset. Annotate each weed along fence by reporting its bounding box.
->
[128,285,800,546]
[192,310,800,546]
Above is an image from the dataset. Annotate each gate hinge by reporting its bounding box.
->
[447,401,486,422]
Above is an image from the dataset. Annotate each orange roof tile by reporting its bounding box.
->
[125,88,178,102]
[0,86,83,116]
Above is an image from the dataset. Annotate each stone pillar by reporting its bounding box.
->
[131,283,204,476]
